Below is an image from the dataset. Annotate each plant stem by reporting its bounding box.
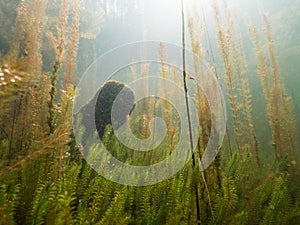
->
[181,0,201,224]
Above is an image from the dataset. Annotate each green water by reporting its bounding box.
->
[0,0,299,224]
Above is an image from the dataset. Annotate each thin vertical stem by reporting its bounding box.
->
[181,0,201,224]
[8,100,18,160]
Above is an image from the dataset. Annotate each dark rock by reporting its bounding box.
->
[77,80,135,145]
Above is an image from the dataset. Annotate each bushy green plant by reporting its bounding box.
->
[0,0,299,225]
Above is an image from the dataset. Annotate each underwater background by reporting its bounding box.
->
[0,0,300,224]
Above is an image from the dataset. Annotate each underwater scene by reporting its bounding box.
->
[0,0,300,224]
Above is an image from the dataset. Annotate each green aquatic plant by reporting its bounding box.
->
[0,0,299,225]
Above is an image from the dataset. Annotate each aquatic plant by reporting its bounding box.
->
[180,1,202,224]
[211,0,259,166]
[0,0,299,225]
[249,12,299,166]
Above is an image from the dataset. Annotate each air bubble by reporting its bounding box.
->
[3,69,10,74]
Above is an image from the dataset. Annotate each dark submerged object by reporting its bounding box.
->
[78,80,135,144]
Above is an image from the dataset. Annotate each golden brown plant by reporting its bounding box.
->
[187,12,211,155]
[249,11,298,164]
[211,0,259,166]
[0,64,50,174]
[64,0,80,87]
[211,0,244,154]
[8,0,47,75]
[158,43,172,135]
[0,0,77,180]
[46,0,70,134]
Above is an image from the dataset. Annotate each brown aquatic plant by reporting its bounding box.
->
[8,0,47,75]
[211,0,259,166]
[249,4,299,165]
[64,0,80,87]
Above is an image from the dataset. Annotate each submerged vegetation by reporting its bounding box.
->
[0,0,300,224]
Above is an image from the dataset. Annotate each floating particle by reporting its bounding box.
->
[14,75,21,80]
[3,69,10,74]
